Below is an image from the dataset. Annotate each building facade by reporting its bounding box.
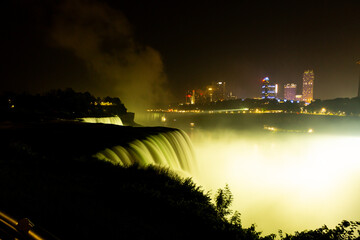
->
[357,60,360,97]
[185,81,229,104]
[185,90,195,104]
[284,83,297,101]
[205,81,227,102]
[261,77,276,99]
[302,70,314,103]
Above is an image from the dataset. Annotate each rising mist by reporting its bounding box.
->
[51,0,171,112]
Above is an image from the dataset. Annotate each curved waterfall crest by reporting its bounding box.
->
[94,129,196,174]
[80,116,123,126]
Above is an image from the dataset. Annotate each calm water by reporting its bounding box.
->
[137,113,360,234]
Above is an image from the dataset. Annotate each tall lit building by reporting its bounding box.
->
[185,90,195,104]
[205,81,227,102]
[358,76,360,98]
[215,81,226,101]
[261,77,276,99]
[284,83,297,100]
[302,70,314,103]
[357,60,360,97]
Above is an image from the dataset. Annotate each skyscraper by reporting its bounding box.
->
[185,90,195,104]
[205,81,227,102]
[357,60,360,97]
[302,70,314,103]
[261,77,276,99]
[284,83,297,101]
[358,76,360,98]
[215,81,226,101]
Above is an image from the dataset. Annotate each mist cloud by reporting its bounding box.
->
[51,0,170,111]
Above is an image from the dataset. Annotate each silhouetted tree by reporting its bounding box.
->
[215,184,233,219]
[279,220,360,240]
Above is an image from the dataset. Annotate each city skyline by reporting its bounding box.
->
[2,0,360,111]
[185,69,318,105]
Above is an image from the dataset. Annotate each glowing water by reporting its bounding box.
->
[94,129,195,175]
[80,116,123,126]
[192,129,360,234]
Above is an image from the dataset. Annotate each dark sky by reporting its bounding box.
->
[2,0,360,110]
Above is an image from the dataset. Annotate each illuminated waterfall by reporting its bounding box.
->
[93,129,196,174]
[80,116,123,126]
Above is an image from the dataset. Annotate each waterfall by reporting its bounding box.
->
[93,129,196,175]
[80,116,123,126]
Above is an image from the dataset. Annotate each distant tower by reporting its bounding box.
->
[284,83,297,101]
[216,81,226,101]
[261,77,276,99]
[357,60,360,97]
[191,89,195,104]
[185,90,195,104]
[302,70,314,103]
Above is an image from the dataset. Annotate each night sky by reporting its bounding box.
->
[2,0,360,111]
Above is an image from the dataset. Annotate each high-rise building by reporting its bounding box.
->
[215,81,226,101]
[284,83,297,100]
[205,81,227,102]
[302,70,314,103]
[261,77,276,99]
[357,60,360,97]
[185,90,195,104]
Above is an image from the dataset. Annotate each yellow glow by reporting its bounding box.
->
[100,101,113,106]
[264,125,277,131]
[161,116,166,122]
[308,128,313,133]
[192,130,360,235]
[190,122,195,127]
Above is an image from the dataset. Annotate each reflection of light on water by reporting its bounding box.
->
[264,125,314,134]
[191,130,360,235]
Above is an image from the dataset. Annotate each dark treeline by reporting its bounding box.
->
[175,97,360,115]
[279,220,360,240]
[0,88,128,121]
[307,97,360,114]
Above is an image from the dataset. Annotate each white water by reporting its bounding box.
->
[93,129,196,176]
[80,116,123,126]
